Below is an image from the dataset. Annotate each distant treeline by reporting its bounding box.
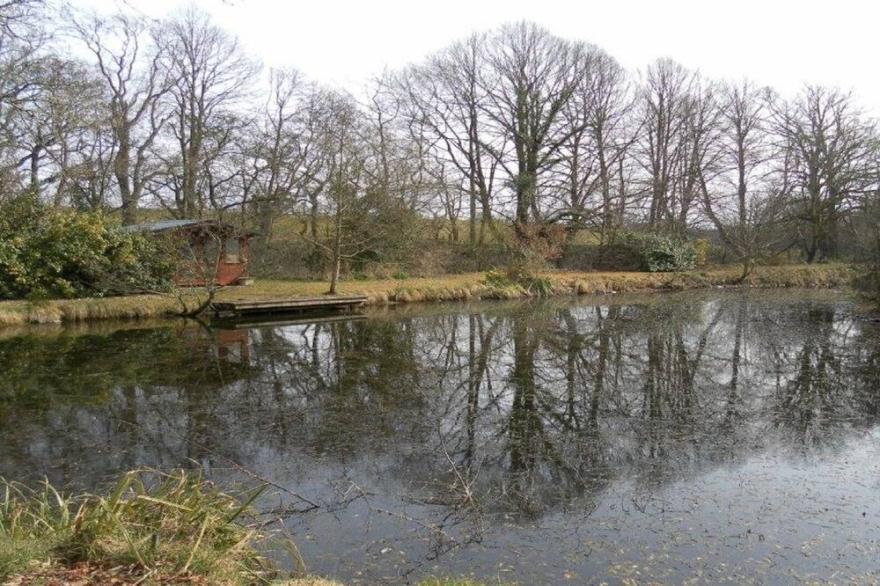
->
[0,1,879,282]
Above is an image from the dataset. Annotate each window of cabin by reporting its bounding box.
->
[225,237,242,264]
[203,238,220,264]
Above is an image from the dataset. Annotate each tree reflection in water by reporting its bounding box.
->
[1,290,879,583]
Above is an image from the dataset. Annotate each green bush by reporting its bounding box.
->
[0,195,174,300]
[616,232,697,272]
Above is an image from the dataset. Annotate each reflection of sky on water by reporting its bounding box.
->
[1,289,878,583]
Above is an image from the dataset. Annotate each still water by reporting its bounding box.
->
[1,289,879,584]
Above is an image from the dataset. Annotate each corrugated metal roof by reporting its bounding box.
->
[121,219,204,233]
[121,219,257,237]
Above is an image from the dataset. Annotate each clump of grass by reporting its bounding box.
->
[0,469,283,584]
[483,267,553,297]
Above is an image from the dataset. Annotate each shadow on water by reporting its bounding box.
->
[1,289,880,583]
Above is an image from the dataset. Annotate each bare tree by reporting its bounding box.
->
[556,45,636,244]
[249,69,304,244]
[674,77,723,235]
[71,10,171,224]
[0,0,41,39]
[703,81,789,278]
[155,7,258,218]
[1,5,877,283]
[292,91,368,293]
[848,149,880,286]
[398,33,498,246]
[774,86,878,262]
[637,58,695,231]
[0,0,47,194]
[63,122,116,211]
[11,55,107,202]
[479,22,585,240]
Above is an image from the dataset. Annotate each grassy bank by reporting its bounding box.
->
[0,295,181,327]
[0,264,858,326]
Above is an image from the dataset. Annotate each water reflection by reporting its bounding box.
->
[1,290,879,583]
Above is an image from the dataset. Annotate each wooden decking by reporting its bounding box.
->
[211,295,367,319]
[219,313,367,329]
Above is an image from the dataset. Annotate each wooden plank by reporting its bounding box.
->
[210,295,367,316]
[213,295,365,309]
[220,314,368,329]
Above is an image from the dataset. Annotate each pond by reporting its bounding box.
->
[1,289,879,584]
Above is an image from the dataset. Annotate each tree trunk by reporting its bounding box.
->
[328,256,340,295]
[469,185,477,249]
[29,142,41,194]
[805,241,818,264]
[116,127,137,225]
[738,258,754,283]
[328,208,342,295]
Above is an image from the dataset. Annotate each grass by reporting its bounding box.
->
[0,263,858,327]
[216,263,858,305]
[0,469,297,585]
[0,295,181,327]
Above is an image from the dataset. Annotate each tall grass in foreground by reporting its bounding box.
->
[0,469,284,584]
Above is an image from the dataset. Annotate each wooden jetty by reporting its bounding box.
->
[211,295,367,319]
[220,313,367,330]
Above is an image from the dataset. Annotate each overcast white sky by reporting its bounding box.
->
[78,0,880,113]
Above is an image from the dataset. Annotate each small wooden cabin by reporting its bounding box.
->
[124,220,254,287]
